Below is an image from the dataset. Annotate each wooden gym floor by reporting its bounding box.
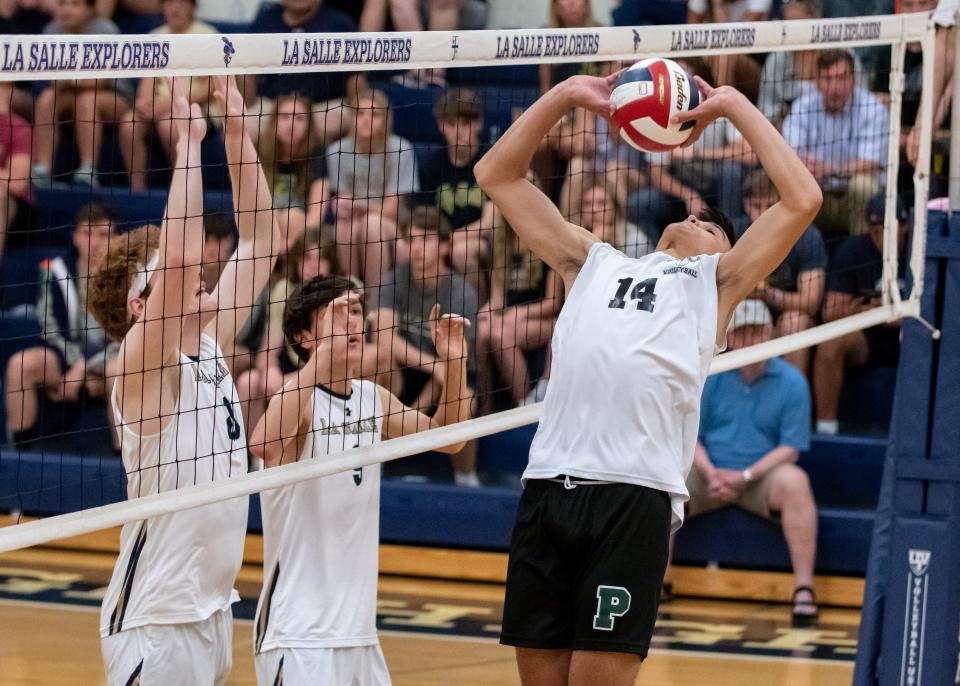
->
[0,526,861,685]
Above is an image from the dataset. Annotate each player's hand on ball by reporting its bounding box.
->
[565,71,624,121]
[671,76,744,148]
[430,304,470,362]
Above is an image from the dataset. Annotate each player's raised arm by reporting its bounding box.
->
[116,79,205,426]
[474,75,613,289]
[379,305,472,454]
[207,73,280,359]
[675,77,823,326]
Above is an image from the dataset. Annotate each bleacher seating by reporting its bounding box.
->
[0,429,888,575]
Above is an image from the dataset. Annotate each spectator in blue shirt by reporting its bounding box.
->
[674,299,819,625]
[783,49,889,237]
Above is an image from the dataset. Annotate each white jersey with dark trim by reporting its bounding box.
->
[524,243,721,531]
[99,333,248,638]
[255,379,384,652]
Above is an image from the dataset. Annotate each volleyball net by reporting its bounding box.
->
[0,12,938,552]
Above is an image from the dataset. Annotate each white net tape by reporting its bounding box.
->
[0,15,929,79]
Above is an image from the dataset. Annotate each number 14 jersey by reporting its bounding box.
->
[524,243,721,531]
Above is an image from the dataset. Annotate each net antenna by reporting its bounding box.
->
[0,13,935,551]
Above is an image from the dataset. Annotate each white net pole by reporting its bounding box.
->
[884,39,906,308]
[910,14,938,305]
[950,9,960,209]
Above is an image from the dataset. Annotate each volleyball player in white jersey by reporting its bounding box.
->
[88,75,279,685]
[475,73,823,685]
[251,276,471,685]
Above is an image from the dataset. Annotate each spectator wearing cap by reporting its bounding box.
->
[668,299,818,625]
[813,193,909,435]
[737,170,827,374]
[782,49,889,238]
[418,88,497,294]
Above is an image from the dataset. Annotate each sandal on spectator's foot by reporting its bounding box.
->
[791,586,819,627]
[660,582,674,604]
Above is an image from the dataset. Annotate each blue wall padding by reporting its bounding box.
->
[0,446,883,575]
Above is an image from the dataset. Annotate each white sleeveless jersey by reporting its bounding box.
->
[255,379,384,653]
[525,243,721,530]
[100,334,248,638]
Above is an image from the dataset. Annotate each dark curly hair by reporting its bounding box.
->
[282,275,364,361]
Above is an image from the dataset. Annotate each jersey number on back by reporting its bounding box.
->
[222,397,242,441]
[608,277,658,312]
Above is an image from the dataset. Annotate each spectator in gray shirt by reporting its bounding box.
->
[326,89,419,288]
[369,205,477,409]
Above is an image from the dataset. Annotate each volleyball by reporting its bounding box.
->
[611,57,700,153]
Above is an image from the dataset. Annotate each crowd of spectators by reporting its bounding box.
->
[0,0,950,490]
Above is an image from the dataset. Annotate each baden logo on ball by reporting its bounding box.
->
[611,57,700,153]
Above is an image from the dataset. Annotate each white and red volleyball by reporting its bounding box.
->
[611,58,699,153]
